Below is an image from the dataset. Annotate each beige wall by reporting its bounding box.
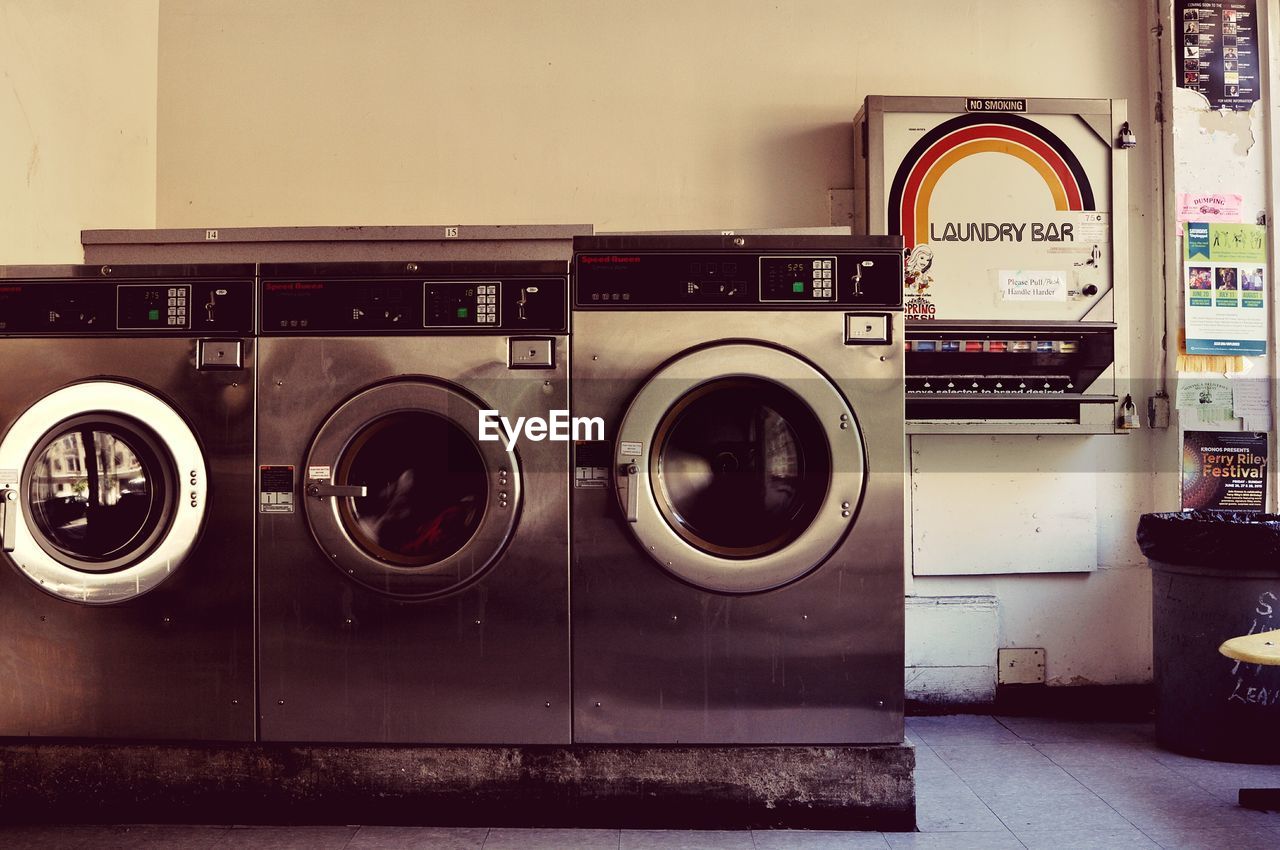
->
[1,0,158,263]
[153,0,1163,690]
[156,0,1154,232]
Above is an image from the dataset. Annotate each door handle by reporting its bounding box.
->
[306,482,368,499]
[623,463,638,523]
[1,488,17,553]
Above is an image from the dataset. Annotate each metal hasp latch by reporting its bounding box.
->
[0,487,16,552]
[197,339,243,370]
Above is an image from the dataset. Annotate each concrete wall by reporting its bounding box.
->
[1163,0,1273,500]
[0,0,158,263]
[152,0,1165,698]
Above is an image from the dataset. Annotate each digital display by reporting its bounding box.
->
[424,281,501,327]
[759,256,836,302]
[117,284,190,330]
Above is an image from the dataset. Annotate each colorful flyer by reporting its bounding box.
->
[1184,222,1267,356]
[1174,192,1242,236]
[1181,430,1269,511]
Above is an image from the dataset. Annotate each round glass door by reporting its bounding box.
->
[304,380,520,599]
[616,343,865,594]
[0,382,208,604]
[653,377,831,559]
[335,411,489,567]
[26,416,173,571]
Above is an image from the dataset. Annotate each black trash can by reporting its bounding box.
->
[1138,511,1280,763]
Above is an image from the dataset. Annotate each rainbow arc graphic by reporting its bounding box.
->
[887,113,1096,250]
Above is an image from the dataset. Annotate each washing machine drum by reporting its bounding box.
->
[616,343,866,594]
[303,380,520,599]
[0,382,208,604]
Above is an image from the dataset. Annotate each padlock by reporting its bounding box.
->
[1119,394,1141,429]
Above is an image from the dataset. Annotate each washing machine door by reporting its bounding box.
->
[615,342,866,594]
[0,381,208,604]
[303,379,519,599]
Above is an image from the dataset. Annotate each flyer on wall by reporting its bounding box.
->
[1177,0,1260,111]
[1181,430,1269,511]
[1183,222,1268,356]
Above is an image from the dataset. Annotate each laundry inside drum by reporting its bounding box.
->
[654,378,830,559]
[338,411,489,567]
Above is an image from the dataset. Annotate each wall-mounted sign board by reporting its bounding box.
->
[854,96,1130,434]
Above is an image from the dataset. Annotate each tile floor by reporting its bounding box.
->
[3,715,1280,848]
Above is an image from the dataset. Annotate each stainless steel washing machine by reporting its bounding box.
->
[256,261,570,744]
[0,264,256,741]
[571,234,905,744]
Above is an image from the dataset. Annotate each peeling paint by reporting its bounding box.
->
[1197,108,1256,157]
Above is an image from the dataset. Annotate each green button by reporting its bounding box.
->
[792,281,805,293]
[457,307,468,318]
[148,309,160,320]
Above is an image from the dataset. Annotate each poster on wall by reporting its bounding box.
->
[1183,222,1268,356]
[1182,431,1269,511]
[1177,0,1260,111]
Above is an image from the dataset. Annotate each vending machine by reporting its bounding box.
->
[853,96,1131,434]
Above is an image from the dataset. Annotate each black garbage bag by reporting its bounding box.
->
[1137,511,1280,569]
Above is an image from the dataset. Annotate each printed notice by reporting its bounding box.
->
[1231,375,1273,432]
[1176,377,1236,424]
[1175,191,1243,236]
[1181,430,1268,511]
[574,440,610,489]
[999,270,1067,302]
[1184,222,1268,356]
[1178,0,1260,111]
[259,465,295,514]
[1074,212,1109,244]
[1231,376,1271,418]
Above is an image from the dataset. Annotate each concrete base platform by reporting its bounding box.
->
[0,743,915,830]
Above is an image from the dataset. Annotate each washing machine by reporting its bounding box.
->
[256,261,570,744]
[0,263,256,741]
[571,234,905,744]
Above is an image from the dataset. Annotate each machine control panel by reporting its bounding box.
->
[574,245,902,309]
[259,275,566,333]
[117,284,191,329]
[423,282,502,327]
[759,256,837,302]
[0,276,254,335]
